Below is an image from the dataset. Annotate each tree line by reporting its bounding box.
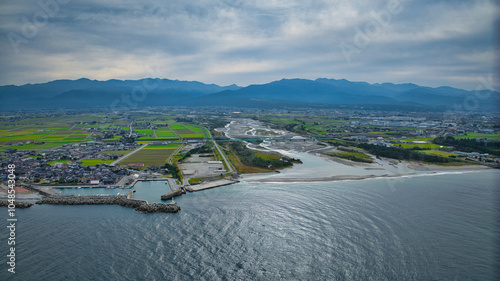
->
[228,142,301,169]
[433,136,500,156]
[357,143,453,163]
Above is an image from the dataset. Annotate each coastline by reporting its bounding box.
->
[241,151,492,183]
[244,168,490,183]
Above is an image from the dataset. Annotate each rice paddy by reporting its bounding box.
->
[117,149,177,167]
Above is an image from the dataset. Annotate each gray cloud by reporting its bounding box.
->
[0,0,498,90]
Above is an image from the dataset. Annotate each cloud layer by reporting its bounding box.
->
[0,0,498,90]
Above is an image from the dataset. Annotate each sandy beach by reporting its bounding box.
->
[240,150,492,183]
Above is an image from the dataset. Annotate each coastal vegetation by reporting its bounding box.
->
[433,136,500,156]
[163,163,181,180]
[357,143,460,164]
[224,142,301,173]
[327,147,374,163]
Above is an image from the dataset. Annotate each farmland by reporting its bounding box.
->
[117,148,178,167]
[161,123,206,138]
[454,132,500,141]
[155,129,178,139]
[0,112,210,169]
[99,150,133,156]
[80,159,115,166]
[144,144,180,149]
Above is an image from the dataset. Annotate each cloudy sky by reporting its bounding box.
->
[0,0,498,90]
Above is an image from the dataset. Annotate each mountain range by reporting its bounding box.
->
[0,78,498,111]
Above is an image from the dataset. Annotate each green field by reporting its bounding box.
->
[0,132,53,143]
[185,125,203,132]
[63,136,88,141]
[170,123,187,130]
[103,136,122,140]
[47,160,72,165]
[179,133,205,138]
[0,124,92,144]
[7,142,71,151]
[118,149,177,167]
[145,144,180,149]
[420,150,458,157]
[454,132,499,141]
[80,159,115,166]
[327,149,374,163]
[185,125,210,138]
[135,129,155,135]
[155,130,178,138]
[254,152,282,161]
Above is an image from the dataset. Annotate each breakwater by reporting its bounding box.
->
[36,195,180,213]
[0,200,34,208]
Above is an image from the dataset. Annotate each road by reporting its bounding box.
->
[168,144,184,164]
[128,121,133,138]
[208,130,236,174]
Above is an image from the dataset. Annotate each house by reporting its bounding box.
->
[102,178,115,185]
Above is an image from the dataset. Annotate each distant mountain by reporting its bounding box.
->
[194,78,498,111]
[0,78,498,111]
[0,78,241,110]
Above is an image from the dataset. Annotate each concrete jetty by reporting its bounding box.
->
[127,190,135,199]
[185,179,239,192]
[161,189,184,200]
[161,178,186,200]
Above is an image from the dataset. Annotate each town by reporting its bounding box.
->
[0,107,499,192]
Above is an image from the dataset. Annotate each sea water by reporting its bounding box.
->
[1,169,498,280]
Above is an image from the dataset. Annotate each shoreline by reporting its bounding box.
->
[244,168,490,183]
[242,162,492,183]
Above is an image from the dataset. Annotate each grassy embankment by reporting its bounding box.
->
[222,142,301,174]
[326,147,374,163]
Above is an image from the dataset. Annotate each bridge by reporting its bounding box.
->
[144,137,338,144]
[212,137,336,142]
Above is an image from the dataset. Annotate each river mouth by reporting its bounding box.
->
[219,118,487,183]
